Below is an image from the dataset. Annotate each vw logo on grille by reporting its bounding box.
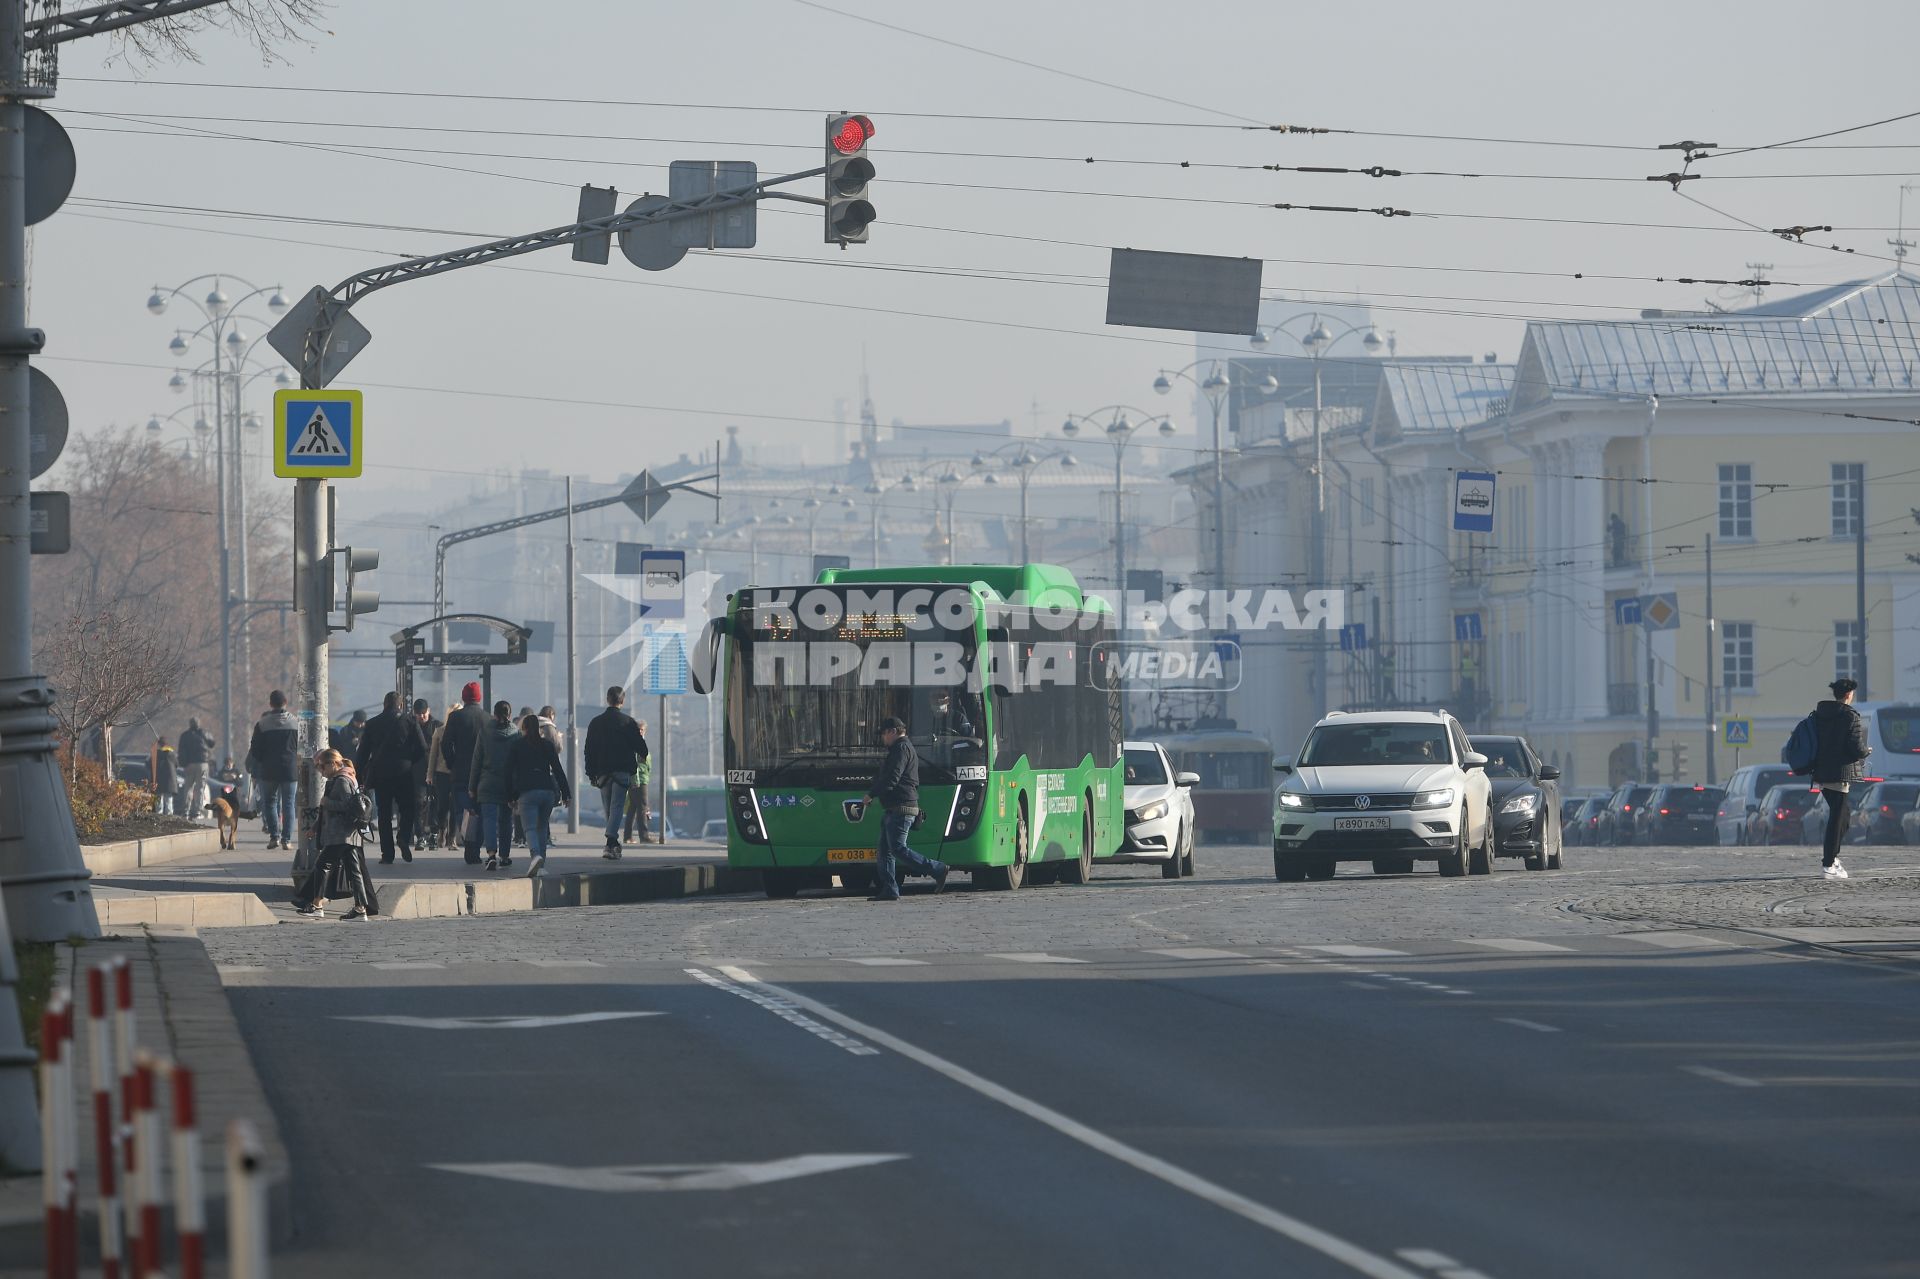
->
[1354,794,1373,810]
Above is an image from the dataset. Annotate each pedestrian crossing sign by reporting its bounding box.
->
[273,388,363,478]
[1723,718,1752,746]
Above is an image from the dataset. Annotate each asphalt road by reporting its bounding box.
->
[208,841,1920,1278]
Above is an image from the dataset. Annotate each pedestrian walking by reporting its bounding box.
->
[536,705,562,847]
[623,718,654,845]
[468,701,519,872]
[441,683,491,864]
[585,686,648,860]
[411,699,439,847]
[427,705,457,848]
[291,750,380,920]
[356,691,428,865]
[1809,677,1872,880]
[864,716,949,902]
[245,691,302,850]
[329,709,368,759]
[151,737,178,816]
[508,713,571,879]
[177,717,214,818]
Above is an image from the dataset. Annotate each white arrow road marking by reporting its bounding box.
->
[710,965,1427,1279]
[428,1153,906,1193]
[335,1012,664,1031]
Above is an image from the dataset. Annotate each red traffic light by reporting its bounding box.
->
[830,115,875,155]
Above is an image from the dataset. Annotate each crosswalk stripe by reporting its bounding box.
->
[988,953,1087,964]
[837,957,931,966]
[1623,932,1738,950]
[522,959,604,968]
[1304,944,1409,958]
[1146,948,1252,960]
[370,961,445,970]
[1458,938,1575,953]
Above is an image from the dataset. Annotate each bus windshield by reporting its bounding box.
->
[727,594,986,784]
[1876,707,1920,756]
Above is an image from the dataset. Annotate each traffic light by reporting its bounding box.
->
[824,113,876,245]
[1646,746,1660,783]
[1671,741,1689,779]
[334,546,380,632]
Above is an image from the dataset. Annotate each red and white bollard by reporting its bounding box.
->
[131,1053,164,1279]
[87,966,124,1279]
[171,1065,205,1279]
[226,1119,270,1279]
[40,991,72,1279]
[112,958,141,1266]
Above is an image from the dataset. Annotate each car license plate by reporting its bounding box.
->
[826,849,875,863]
[1333,816,1390,832]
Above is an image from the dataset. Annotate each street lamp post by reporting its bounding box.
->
[1152,362,1278,596]
[974,443,1076,564]
[147,275,289,755]
[1249,315,1384,718]
[1063,407,1175,732]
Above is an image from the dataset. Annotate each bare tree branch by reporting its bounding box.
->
[104,0,330,66]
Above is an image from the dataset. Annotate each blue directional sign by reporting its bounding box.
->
[1613,596,1643,627]
[638,549,686,619]
[1338,622,1368,652]
[1723,718,1752,746]
[273,389,362,479]
[1452,470,1495,533]
[1213,631,1241,662]
[1453,612,1483,642]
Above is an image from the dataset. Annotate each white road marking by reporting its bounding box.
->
[1623,932,1737,950]
[1305,945,1410,958]
[718,966,1428,1279]
[428,1153,907,1193]
[1683,1065,1764,1088]
[1495,1018,1561,1034]
[988,952,1088,964]
[1397,1246,1498,1279]
[836,957,930,967]
[370,961,445,970]
[1146,948,1252,960]
[521,959,604,968]
[1459,938,1574,953]
[215,965,265,975]
[688,967,880,1056]
[336,1012,662,1031]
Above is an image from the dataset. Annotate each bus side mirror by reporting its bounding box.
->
[689,617,726,695]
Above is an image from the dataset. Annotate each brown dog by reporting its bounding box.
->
[210,797,239,851]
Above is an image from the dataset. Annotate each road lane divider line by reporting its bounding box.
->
[1682,1065,1763,1088]
[1494,1018,1561,1034]
[1623,933,1738,950]
[1397,1245,1499,1279]
[987,953,1088,964]
[1305,945,1411,958]
[520,959,605,968]
[369,962,445,970]
[836,957,931,966]
[1145,948,1253,961]
[687,968,880,1057]
[717,966,1428,1279]
[1458,939,1574,953]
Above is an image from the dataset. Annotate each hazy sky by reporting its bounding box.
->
[32,0,1920,512]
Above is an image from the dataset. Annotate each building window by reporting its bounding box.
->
[1359,477,1375,527]
[1722,622,1755,693]
[1835,621,1863,684]
[1717,463,1752,539]
[1832,462,1864,537]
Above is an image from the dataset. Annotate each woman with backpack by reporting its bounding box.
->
[292,749,380,920]
[508,713,571,879]
[468,701,520,873]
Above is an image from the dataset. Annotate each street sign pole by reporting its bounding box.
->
[565,478,579,835]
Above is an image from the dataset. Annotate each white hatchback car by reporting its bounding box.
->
[1113,741,1199,879]
[1272,710,1494,881]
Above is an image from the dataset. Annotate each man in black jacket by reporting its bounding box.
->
[357,691,429,864]
[1809,677,1872,880]
[177,717,215,818]
[584,686,648,860]
[246,691,302,851]
[441,682,491,864]
[865,717,949,902]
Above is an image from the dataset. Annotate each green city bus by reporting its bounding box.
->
[706,563,1124,898]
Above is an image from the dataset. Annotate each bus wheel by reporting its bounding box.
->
[763,870,801,899]
[1061,801,1095,885]
[979,805,1029,891]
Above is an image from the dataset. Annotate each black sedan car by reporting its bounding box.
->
[1632,785,1726,845]
[1597,784,1654,845]
[1468,734,1563,870]
[1566,794,1610,846]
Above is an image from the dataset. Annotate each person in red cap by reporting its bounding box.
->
[439,681,491,864]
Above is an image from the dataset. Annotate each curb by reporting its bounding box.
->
[82,827,223,875]
[0,928,294,1267]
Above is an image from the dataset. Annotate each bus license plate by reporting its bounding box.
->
[827,849,875,862]
[1333,816,1390,832]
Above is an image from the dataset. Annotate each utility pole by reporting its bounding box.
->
[1642,396,1660,781]
[1704,533,1716,785]
[564,477,579,835]
[1311,357,1328,721]
[1856,468,1868,699]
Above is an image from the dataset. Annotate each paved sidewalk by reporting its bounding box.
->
[90,822,747,926]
